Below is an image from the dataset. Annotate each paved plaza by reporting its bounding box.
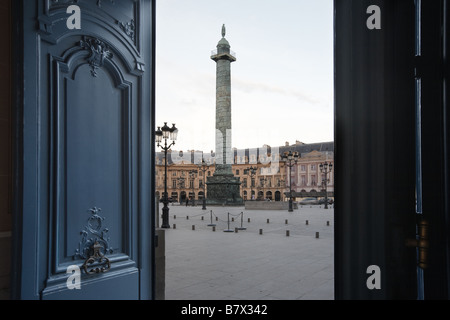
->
[162,203,334,300]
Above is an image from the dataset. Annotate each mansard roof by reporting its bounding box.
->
[155,141,334,165]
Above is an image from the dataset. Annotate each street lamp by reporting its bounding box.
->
[155,122,178,228]
[197,158,210,210]
[260,176,268,200]
[176,172,185,204]
[261,177,265,200]
[278,179,285,201]
[188,169,198,206]
[319,162,333,209]
[245,166,257,200]
[282,151,299,212]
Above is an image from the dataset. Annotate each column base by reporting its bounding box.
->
[206,174,244,206]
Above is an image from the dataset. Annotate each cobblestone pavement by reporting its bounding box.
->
[162,203,334,300]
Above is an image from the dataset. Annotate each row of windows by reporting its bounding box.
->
[159,177,288,189]
[158,172,332,185]
[158,177,332,189]
[234,154,279,164]
[158,162,330,177]
[169,171,212,177]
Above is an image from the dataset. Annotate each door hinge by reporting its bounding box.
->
[406,219,429,269]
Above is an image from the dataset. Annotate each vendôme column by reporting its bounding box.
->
[206,25,243,206]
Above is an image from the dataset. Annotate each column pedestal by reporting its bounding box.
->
[206,174,243,206]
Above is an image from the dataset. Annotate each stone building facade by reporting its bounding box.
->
[155,141,334,204]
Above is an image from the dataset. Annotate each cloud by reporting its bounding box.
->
[233,77,324,106]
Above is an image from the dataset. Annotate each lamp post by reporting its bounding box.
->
[278,179,285,201]
[155,122,178,228]
[246,166,257,200]
[176,172,185,204]
[319,162,333,209]
[189,169,198,206]
[282,151,299,212]
[260,177,268,200]
[197,158,210,210]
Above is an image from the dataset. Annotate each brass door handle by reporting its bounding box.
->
[405,220,429,269]
[82,241,111,274]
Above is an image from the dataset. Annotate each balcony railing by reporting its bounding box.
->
[211,49,236,59]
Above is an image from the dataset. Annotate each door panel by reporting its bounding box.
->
[65,67,125,262]
[334,0,417,299]
[335,0,450,299]
[12,0,155,300]
[42,272,139,300]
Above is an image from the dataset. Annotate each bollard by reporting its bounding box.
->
[212,226,216,232]
[173,224,176,229]
[174,215,176,219]
[208,210,216,227]
[237,212,247,230]
[316,232,319,238]
[232,217,234,222]
[306,220,309,225]
[224,212,234,232]
[192,225,195,230]
[327,221,330,226]
[248,218,251,223]
[235,228,238,233]
[285,219,288,225]
[286,230,290,237]
[186,216,189,220]
[267,219,270,224]
[201,216,204,221]
[259,229,263,235]
[216,216,218,221]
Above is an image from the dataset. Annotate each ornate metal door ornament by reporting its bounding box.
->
[74,207,113,274]
[82,240,111,274]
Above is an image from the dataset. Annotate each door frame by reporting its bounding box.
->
[417,0,450,299]
[9,0,450,301]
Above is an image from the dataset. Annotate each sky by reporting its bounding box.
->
[155,0,334,153]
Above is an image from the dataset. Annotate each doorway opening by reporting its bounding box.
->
[155,0,334,300]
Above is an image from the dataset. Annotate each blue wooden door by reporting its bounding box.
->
[12,0,155,300]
